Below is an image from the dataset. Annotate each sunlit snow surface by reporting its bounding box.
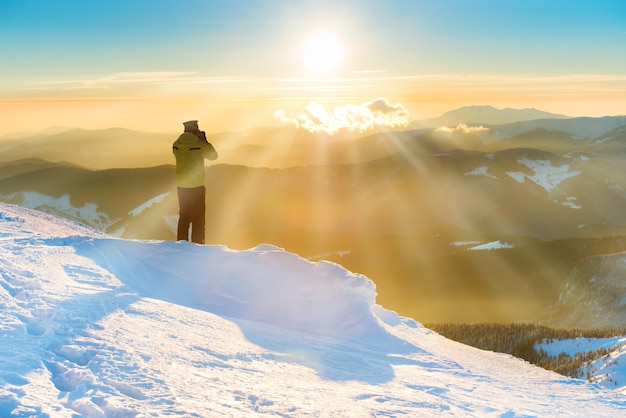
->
[1,203,624,417]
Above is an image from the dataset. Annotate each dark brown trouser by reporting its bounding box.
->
[177,186,205,244]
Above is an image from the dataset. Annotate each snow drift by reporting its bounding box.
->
[0,202,624,417]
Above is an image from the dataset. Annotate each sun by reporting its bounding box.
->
[300,30,345,74]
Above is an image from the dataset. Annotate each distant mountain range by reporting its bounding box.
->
[2,106,626,326]
[415,105,570,127]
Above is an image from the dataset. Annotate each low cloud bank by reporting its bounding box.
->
[274,98,410,134]
[435,123,490,134]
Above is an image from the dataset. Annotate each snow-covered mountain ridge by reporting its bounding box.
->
[1,202,625,416]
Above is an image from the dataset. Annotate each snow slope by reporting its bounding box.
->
[537,337,626,391]
[1,203,624,417]
[506,157,581,195]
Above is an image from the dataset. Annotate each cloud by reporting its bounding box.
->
[435,123,490,134]
[274,98,410,134]
[25,72,200,90]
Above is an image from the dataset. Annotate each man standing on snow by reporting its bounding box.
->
[172,120,218,244]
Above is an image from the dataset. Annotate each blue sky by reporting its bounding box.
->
[0,0,625,134]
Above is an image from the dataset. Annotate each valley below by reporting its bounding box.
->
[2,107,626,327]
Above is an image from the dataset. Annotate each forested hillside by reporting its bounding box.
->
[428,323,625,381]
